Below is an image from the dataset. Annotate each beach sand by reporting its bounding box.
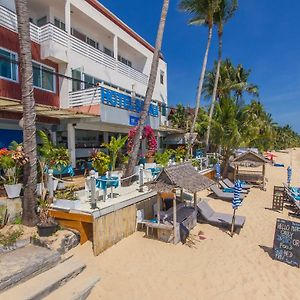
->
[69,148,300,300]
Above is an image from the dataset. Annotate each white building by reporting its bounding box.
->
[0,0,169,166]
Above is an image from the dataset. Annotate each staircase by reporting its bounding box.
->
[0,245,100,300]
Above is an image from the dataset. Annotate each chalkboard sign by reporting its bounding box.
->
[273,218,300,267]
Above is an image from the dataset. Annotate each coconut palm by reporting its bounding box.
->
[124,0,170,184]
[205,0,238,150]
[15,0,39,226]
[179,0,220,159]
[168,104,190,130]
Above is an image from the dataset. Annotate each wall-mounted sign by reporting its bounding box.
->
[129,116,139,126]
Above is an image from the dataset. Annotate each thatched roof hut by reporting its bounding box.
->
[231,151,269,190]
[147,163,215,193]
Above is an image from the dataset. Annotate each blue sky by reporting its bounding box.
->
[100,0,300,132]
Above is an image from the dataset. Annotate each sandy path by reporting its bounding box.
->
[70,149,300,300]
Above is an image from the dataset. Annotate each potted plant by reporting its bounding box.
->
[154,149,175,167]
[90,150,110,176]
[37,199,57,237]
[102,135,128,172]
[53,185,81,209]
[0,146,27,199]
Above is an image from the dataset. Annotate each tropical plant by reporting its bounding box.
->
[174,146,187,162]
[15,0,39,226]
[102,135,128,171]
[179,0,220,159]
[124,0,170,184]
[168,104,190,129]
[155,149,175,167]
[90,150,110,175]
[205,0,238,150]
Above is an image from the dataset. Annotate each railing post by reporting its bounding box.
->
[90,170,97,209]
[48,169,54,202]
[139,164,144,192]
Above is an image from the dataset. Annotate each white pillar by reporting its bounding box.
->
[59,63,71,108]
[65,0,71,35]
[103,132,109,143]
[67,123,76,167]
[113,35,118,59]
[50,130,57,146]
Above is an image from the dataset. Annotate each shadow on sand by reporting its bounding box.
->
[259,245,274,259]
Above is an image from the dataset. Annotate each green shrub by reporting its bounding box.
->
[0,228,23,247]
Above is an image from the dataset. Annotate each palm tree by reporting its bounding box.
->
[168,104,190,130]
[179,0,220,159]
[15,0,39,226]
[205,0,237,151]
[124,0,170,184]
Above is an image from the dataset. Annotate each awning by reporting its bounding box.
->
[164,133,198,145]
[0,97,98,121]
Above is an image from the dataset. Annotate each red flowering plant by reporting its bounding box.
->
[127,125,157,158]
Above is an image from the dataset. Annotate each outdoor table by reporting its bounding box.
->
[96,176,119,200]
[147,167,161,178]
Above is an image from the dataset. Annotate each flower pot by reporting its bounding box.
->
[53,199,81,210]
[146,157,155,163]
[37,222,58,237]
[4,183,22,199]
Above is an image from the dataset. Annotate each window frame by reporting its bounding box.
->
[0,47,18,83]
[32,60,56,93]
[160,70,164,85]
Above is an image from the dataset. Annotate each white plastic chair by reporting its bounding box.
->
[136,209,147,230]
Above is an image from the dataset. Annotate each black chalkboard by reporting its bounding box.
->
[273,218,300,267]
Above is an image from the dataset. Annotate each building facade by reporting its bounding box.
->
[0,0,168,166]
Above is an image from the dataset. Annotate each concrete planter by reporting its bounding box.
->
[4,183,22,199]
[53,199,81,210]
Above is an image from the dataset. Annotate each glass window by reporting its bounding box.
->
[84,74,94,89]
[161,103,167,116]
[32,61,55,92]
[87,37,99,49]
[37,16,47,27]
[160,70,164,85]
[104,47,114,57]
[118,55,132,68]
[71,28,86,43]
[54,18,65,31]
[72,69,82,92]
[0,48,18,82]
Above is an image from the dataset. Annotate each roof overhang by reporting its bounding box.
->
[0,97,98,123]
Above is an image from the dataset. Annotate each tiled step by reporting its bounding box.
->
[0,256,86,300]
[0,244,61,292]
[44,273,100,300]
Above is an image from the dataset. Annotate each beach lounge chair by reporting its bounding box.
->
[219,180,248,194]
[197,200,246,230]
[284,189,300,219]
[210,185,246,201]
[223,178,252,189]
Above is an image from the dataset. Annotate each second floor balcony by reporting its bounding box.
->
[0,5,149,85]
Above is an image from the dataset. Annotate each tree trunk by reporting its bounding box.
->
[124,0,170,185]
[222,151,231,177]
[185,26,213,159]
[15,0,39,226]
[205,30,223,151]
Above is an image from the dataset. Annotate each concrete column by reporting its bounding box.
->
[103,132,109,143]
[65,0,71,35]
[50,130,57,146]
[59,63,71,108]
[113,35,118,60]
[67,123,76,167]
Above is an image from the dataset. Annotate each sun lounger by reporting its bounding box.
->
[219,180,248,194]
[197,200,246,230]
[223,178,252,189]
[285,189,300,218]
[210,185,246,201]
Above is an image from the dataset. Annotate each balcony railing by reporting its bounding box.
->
[69,85,159,117]
[0,5,149,85]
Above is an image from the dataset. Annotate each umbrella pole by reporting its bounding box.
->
[231,209,236,237]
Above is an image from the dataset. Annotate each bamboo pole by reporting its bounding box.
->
[173,195,177,244]
[231,209,236,237]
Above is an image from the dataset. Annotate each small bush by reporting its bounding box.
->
[0,228,23,247]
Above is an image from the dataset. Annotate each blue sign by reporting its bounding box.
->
[129,116,139,126]
[101,87,158,117]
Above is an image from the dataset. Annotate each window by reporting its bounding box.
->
[72,69,82,92]
[32,62,55,92]
[87,37,99,49]
[161,103,167,117]
[54,18,65,31]
[118,55,132,68]
[160,70,164,85]
[83,74,101,89]
[37,16,47,27]
[0,48,18,82]
[104,47,114,58]
[71,28,86,43]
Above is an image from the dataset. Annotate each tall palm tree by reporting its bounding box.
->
[205,0,237,151]
[124,0,170,184]
[179,0,220,159]
[15,0,39,226]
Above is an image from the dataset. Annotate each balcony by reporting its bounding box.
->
[0,5,149,85]
[69,85,160,129]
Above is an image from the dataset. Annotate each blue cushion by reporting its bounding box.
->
[223,188,234,193]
